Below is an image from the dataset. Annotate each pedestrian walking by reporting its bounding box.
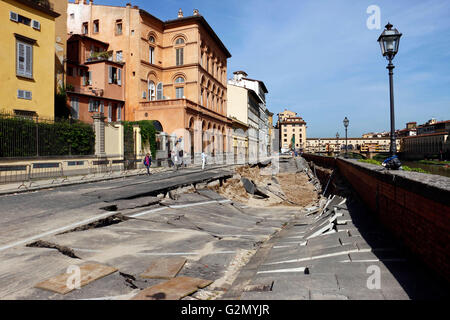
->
[143,153,152,175]
[172,150,179,171]
[201,151,207,170]
[179,149,184,167]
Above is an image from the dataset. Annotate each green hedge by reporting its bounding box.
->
[123,120,157,158]
[0,116,94,157]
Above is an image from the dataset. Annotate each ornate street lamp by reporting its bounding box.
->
[343,117,349,158]
[336,132,340,155]
[378,22,402,156]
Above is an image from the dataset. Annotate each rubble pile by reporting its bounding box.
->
[210,159,318,208]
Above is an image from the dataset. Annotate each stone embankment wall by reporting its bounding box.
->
[302,154,450,282]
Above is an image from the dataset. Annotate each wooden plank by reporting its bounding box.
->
[131,276,212,300]
[34,263,118,294]
[140,257,187,279]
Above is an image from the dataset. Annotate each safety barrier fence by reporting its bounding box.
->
[0,158,146,189]
[1,153,273,189]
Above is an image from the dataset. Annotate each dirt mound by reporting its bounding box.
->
[212,165,318,208]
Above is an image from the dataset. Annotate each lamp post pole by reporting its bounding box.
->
[378,22,402,156]
[387,56,396,155]
[343,117,349,158]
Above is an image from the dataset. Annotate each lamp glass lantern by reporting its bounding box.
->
[377,23,402,59]
[343,117,349,128]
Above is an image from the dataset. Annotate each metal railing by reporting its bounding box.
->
[0,110,95,158]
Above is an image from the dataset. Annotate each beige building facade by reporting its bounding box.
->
[306,137,401,153]
[277,109,307,151]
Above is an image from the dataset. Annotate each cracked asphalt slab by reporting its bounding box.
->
[0,164,299,299]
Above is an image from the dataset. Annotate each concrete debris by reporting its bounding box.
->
[207,180,220,188]
[212,160,318,207]
[298,195,348,240]
[241,177,257,195]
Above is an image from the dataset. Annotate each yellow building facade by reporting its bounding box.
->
[0,0,59,119]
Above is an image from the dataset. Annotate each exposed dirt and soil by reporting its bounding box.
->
[210,164,318,208]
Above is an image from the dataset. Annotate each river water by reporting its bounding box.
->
[401,161,450,178]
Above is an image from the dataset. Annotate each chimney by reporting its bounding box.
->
[233,70,247,81]
[193,9,199,16]
[178,8,183,18]
[126,3,131,7]
[83,0,88,4]
[74,0,79,4]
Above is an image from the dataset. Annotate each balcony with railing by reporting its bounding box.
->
[85,50,114,63]
[66,84,105,98]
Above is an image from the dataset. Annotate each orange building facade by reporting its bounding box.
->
[67,1,232,162]
[66,34,125,124]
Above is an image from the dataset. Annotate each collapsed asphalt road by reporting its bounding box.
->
[1,157,446,300]
[0,160,308,299]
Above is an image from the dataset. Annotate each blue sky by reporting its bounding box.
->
[91,0,450,137]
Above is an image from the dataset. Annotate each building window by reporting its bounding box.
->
[108,66,122,85]
[70,97,79,119]
[88,99,100,112]
[149,36,155,43]
[17,89,32,100]
[116,51,123,62]
[117,105,122,121]
[206,57,209,72]
[175,77,184,84]
[176,48,184,66]
[200,88,204,105]
[93,20,99,33]
[156,82,163,100]
[176,87,184,99]
[175,38,184,45]
[149,46,154,64]
[148,80,155,101]
[108,103,112,122]
[10,12,31,26]
[16,40,33,78]
[115,20,122,35]
[82,22,88,35]
[83,70,92,86]
[70,13,74,19]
